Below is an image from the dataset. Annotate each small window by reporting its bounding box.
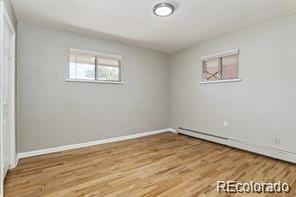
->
[201,49,239,83]
[69,49,122,82]
[203,58,220,81]
[222,54,238,80]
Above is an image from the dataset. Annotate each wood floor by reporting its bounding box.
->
[5,132,296,197]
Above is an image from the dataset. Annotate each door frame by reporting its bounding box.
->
[0,0,16,189]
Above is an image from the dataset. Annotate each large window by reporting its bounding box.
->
[201,49,240,83]
[69,49,122,83]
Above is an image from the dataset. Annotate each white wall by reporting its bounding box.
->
[17,14,296,156]
[17,22,169,152]
[169,15,296,153]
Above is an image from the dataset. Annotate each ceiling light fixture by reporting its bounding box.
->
[153,2,175,17]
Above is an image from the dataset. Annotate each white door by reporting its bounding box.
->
[2,16,13,176]
[1,4,16,196]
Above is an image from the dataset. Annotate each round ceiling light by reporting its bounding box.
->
[153,2,175,17]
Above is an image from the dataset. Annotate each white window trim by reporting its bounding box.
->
[65,79,124,84]
[200,78,241,84]
[200,49,239,61]
[69,48,122,60]
[68,48,123,83]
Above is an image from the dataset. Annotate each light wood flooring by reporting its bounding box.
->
[4,132,296,196]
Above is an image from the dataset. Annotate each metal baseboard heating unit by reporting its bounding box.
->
[177,126,296,164]
[177,127,229,140]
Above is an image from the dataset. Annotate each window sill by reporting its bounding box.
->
[65,79,124,84]
[200,78,241,84]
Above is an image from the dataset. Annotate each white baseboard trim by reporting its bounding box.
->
[14,127,296,167]
[17,128,175,160]
[10,156,19,169]
[178,128,296,164]
[9,155,19,169]
[167,128,177,133]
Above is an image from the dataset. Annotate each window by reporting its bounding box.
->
[201,49,240,83]
[203,58,220,81]
[68,49,122,83]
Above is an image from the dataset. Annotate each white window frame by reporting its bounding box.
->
[66,48,123,84]
[200,49,241,84]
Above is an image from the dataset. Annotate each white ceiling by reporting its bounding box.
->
[11,0,296,54]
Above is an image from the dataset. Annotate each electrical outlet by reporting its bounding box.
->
[223,121,228,127]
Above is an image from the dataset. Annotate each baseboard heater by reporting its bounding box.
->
[177,126,296,163]
[177,127,229,140]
